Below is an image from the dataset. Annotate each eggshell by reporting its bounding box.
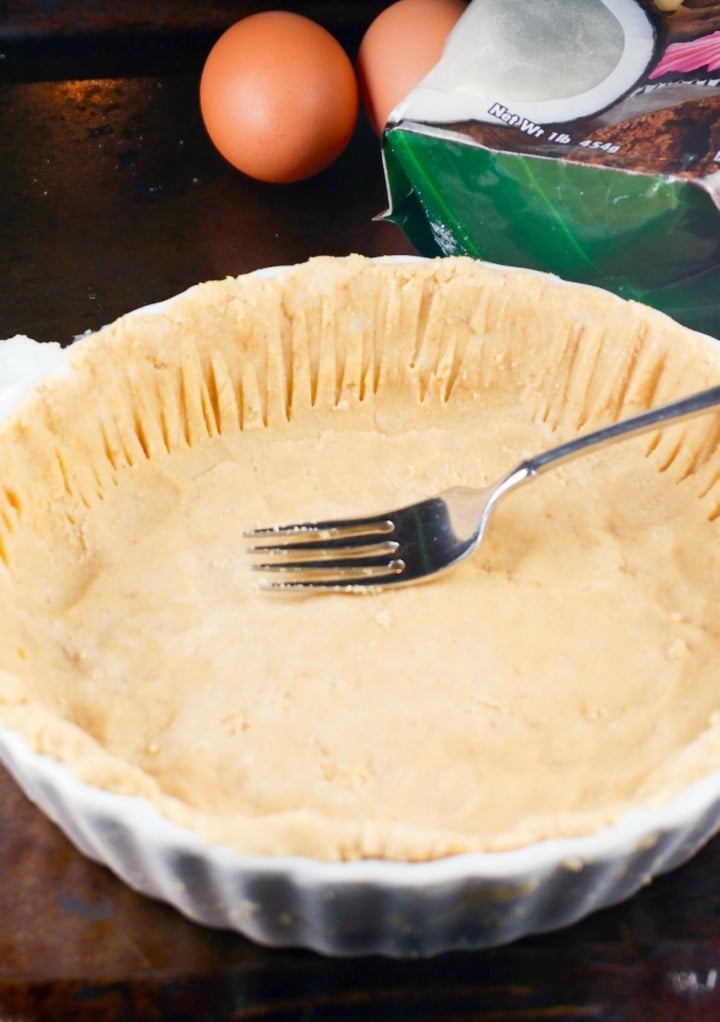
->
[200,12,359,184]
[357,0,467,135]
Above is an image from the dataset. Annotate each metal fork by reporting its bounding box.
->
[245,385,720,592]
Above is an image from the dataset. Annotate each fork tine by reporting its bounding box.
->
[244,515,394,546]
[254,558,406,591]
[248,538,400,563]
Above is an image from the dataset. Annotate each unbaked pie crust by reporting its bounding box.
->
[1,255,720,862]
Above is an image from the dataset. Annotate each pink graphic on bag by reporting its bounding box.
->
[650,29,720,78]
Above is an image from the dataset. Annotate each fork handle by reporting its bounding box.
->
[524,385,720,478]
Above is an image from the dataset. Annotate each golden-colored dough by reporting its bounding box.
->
[1,255,720,861]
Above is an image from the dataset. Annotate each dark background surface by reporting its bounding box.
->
[0,1,412,345]
[2,3,720,1019]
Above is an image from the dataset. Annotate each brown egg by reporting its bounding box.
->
[357,0,467,135]
[200,11,359,184]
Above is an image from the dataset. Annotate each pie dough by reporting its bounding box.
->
[1,254,720,862]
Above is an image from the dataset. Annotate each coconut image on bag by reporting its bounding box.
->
[400,0,656,124]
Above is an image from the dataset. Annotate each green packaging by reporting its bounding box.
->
[381,0,720,336]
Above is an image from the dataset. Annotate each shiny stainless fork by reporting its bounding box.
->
[245,385,720,592]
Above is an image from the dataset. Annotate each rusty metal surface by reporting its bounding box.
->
[0,1,388,80]
[0,75,411,343]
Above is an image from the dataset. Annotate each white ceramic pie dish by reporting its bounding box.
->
[1,258,720,958]
[2,718,720,956]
